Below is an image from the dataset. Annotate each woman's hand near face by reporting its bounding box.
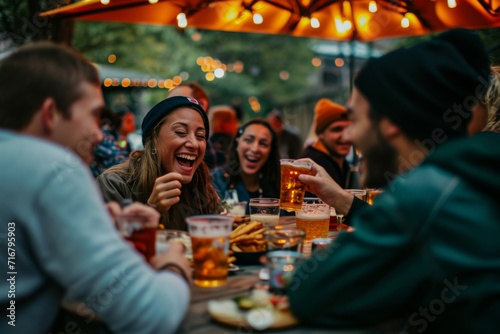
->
[147,172,183,214]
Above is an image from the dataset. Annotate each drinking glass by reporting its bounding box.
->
[279,159,313,212]
[186,215,233,288]
[249,198,280,227]
[263,227,305,252]
[266,251,304,295]
[116,214,157,262]
[366,188,383,205]
[295,198,330,241]
[156,229,191,256]
[345,189,367,201]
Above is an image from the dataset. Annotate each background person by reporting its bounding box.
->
[90,107,133,177]
[266,108,303,159]
[0,41,191,334]
[483,66,500,132]
[211,119,280,212]
[301,98,351,188]
[208,104,240,169]
[289,28,500,332]
[97,96,221,230]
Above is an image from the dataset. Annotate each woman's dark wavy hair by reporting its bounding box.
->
[225,118,280,197]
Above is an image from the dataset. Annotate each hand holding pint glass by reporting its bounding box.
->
[186,215,233,288]
[115,200,159,262]
[279,159,313,212]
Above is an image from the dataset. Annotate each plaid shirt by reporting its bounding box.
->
[90,129,131,177]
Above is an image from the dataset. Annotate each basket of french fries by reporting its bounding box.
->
[230,220,268,265]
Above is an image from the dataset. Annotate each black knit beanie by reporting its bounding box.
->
[141,96,209,145]
[354,28,491,141]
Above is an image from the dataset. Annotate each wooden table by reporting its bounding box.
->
[177,215,405,333]
[177,266,404,334]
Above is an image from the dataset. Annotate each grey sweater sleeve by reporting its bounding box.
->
[35,165,189,333]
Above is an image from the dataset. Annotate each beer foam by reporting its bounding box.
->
[296,213,329,220]
[280,160,312,169]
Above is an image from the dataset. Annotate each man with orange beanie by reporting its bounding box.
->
[301,98,351,188]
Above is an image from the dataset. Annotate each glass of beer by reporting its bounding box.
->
[185,215,233,288]
[295,198,330,241]
[249,198,280,227]
[279,159,313,212]
[366,188,383,205]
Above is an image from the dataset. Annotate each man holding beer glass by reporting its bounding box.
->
[288,29,500,332]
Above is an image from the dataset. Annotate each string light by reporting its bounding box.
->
[148,0,159,4]
[253,13,263,24]
[401,14,410,28]
[447,0,457,9]
[177,12,188,28]
[368,1,377,13]
[310,17,320,28]
[100,0,110,4]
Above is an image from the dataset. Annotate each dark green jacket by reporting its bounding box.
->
[289,132,500,332]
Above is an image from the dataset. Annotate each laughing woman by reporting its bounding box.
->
[211,119,280,212]
[97,96,221,230]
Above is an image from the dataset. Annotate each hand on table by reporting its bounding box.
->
[147,172,183,214]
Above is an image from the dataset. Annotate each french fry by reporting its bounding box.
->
[229,221,268,254]
[231,221,262,239]
[227,256,236,264]
[231,244,243,252]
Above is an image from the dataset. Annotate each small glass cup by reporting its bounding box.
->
[263,227,306,252]
[366,188,383,205]
[186,215,233,288]
[295,198,330,241]
[116,214,157,262]
[227,201,247,217]
[279,159,313,212]
[345,189,367,201]
[249,198,280,227]
[156,229,191,256]
[266,251,305,295]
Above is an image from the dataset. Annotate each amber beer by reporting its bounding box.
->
[366,189,383,205]
[280,159,313,211]
[296,213,330,240]
[186,215,233,288]
[296,198,330,240]
[191,235,229,287]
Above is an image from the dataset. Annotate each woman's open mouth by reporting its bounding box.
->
[176,153,197,168]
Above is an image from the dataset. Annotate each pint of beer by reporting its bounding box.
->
[295,198,330,240]
[186,215,233,288]
[279,159,313,212]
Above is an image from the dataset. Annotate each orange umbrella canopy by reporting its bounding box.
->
[42,0,500,41]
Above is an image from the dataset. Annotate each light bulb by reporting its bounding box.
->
[253,13,263,25]
[177,13,187,28]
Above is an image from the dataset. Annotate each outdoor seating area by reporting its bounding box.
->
[0,1,500,334]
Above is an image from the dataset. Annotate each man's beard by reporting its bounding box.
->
[361,127,399,189]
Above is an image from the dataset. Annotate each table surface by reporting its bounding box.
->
[177,215,403,333]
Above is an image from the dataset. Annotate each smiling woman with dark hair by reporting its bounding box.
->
[211,118,280,212]
[97,96,222,230]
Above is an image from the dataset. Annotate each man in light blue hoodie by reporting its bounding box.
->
[0,42,191,334]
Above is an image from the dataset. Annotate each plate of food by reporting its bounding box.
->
[230,221,267,265]
[208,289,298,330]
